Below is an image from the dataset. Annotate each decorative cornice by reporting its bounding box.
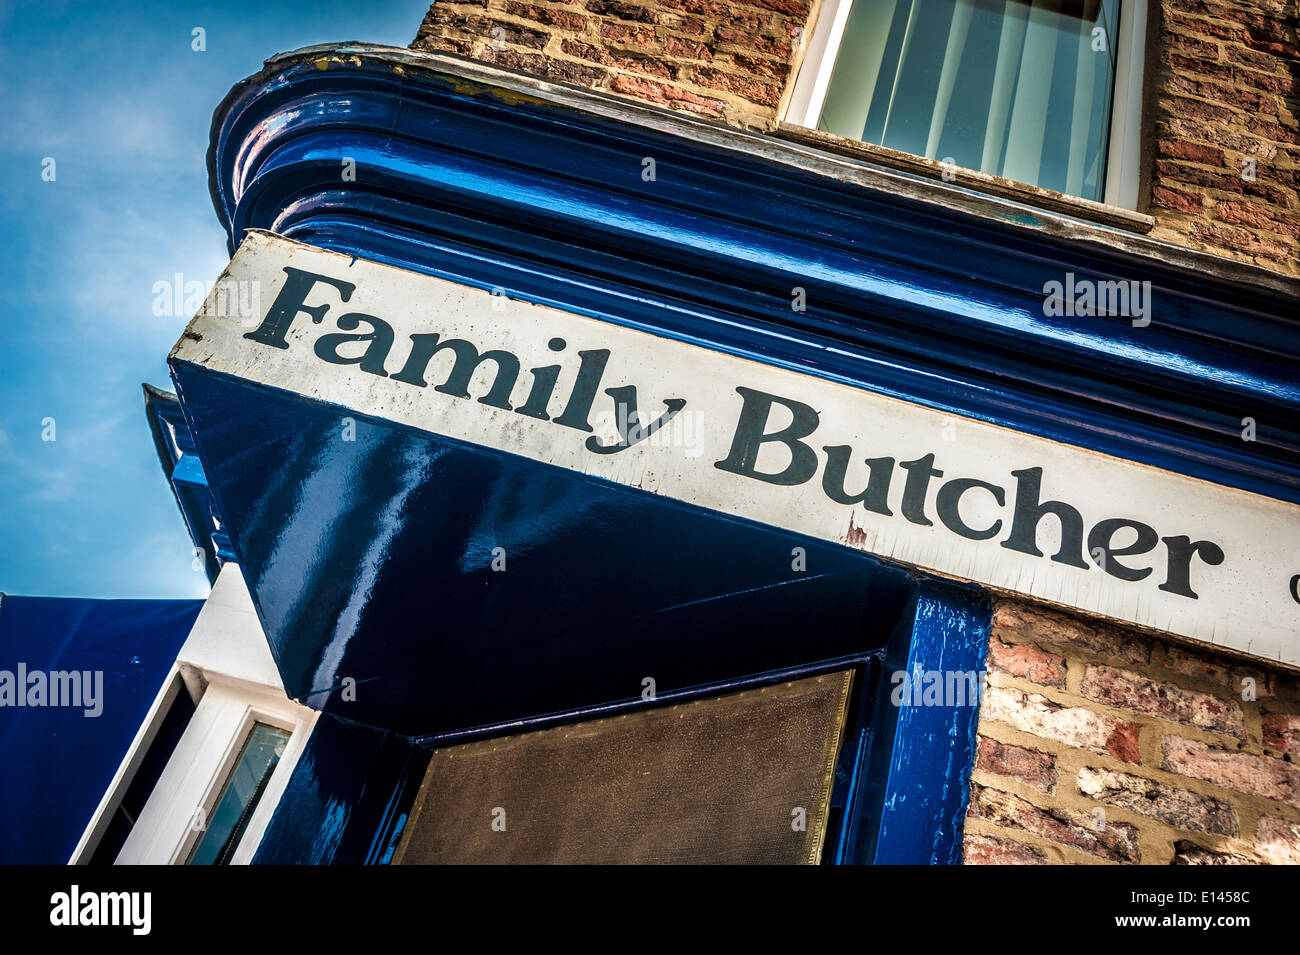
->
[207,43,1300,503]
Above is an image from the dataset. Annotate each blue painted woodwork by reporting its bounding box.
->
[173,44,1296,864]
[144,384,233,583]
[206,46,1300,505]
[0,595,202,863]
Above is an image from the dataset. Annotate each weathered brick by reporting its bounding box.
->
[1217,199,1300,238]
[1080,665,1246,737]
[968,784,1141,862]
[1153,184,1206,213]
[714,25,792,58]
[977,736,1059,793]
[964,832,1048,864]
[429,13,551,48]
[1191,221,1294,260]
[661,35,712,59]
[1077,766,1238,835]
[1163,735,1300,808]
[584,0,655,22]
[992,602,1152,665]
[1161,644,1275,700]
[983,686,1142,763]
[988,634,1066,687]
[1262,712,1300,758]
[691,66,781,107]
[608,73,725,116]
[1255,815,1300,863]
[1172,839,1257,864]
[504,2,589,31]
[479,46,609,85]
[562,38,675,77]
[598,21,658,47]
[1157,138,1227,166]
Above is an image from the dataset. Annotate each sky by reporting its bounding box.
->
[0,0,428,598]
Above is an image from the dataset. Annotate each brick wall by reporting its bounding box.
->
[1148,0,1299,274]
[414,0,1298,276]
[411,0,818,129]
[965,600,1300,864]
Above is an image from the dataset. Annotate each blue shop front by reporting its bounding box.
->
[45,44,1300,866]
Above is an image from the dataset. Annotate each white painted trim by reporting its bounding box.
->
[68,669,191,864]
[1105,0,1149,209]
[77,563,318,865]
[784,0,854,129]
[115,679,316,865]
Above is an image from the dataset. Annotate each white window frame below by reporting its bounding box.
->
[785,0,1148,210]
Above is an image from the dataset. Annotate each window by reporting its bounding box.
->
[186,722,291,865]
[788,0,1147,207]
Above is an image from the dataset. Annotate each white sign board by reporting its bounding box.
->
[173,232,1300,666]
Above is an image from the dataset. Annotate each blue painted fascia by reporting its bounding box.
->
[205,44,1300,505]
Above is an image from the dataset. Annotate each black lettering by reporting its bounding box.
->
[1088,518,1158,581]
[821,449,894,515]
[1001,467,1089,568]
[392,334,519,410]
[1159,535,1225,599]
[936,477,1005,540]
[898,454,944,526]
[312,312,394,377]
[714,387,819,486]
[244,267,354,349]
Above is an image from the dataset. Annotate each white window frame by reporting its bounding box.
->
[785,0,1148,210]
[108,676,316,865]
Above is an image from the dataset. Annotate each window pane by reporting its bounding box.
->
[187,722,289,865]
[393,670,855,864]
[818,0,1118,201]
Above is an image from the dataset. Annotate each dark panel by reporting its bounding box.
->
[0,595,201,864]
[394,670,853,864]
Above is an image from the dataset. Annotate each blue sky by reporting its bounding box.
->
[0,0,427,598]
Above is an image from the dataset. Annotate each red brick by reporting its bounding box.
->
[991,602,1151,665]
[1153,184,1206,213]
[964,833,1048,865]
[977,736,1059,793]
[988,635,1067,687]
[1077,766,1238,835]
[691,66,781,106]
[1161,644,1276,700]
[598,21,658,46]
[1256,815,1300,863]
[1163,735,1300,808]
[968,784,1140,862]
[662,35,712,59]
[1263,712,1300,758]
[714,25,792,58]
[1172,839,1257,864]
[983,686,1142,763]
[1191,222,1294,260]
[1157,138,1227,166]
[1080,665,1245,737]
[608,73,725,116]
[504,2,589,31]
[1217,199,1300,238]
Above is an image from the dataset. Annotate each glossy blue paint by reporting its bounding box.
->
[206,47,1300,505]
[0,594,202,863]
[178,45,1289,864]
[170,364,916,737]
[865,582,991,864]
[144,385,234,583]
